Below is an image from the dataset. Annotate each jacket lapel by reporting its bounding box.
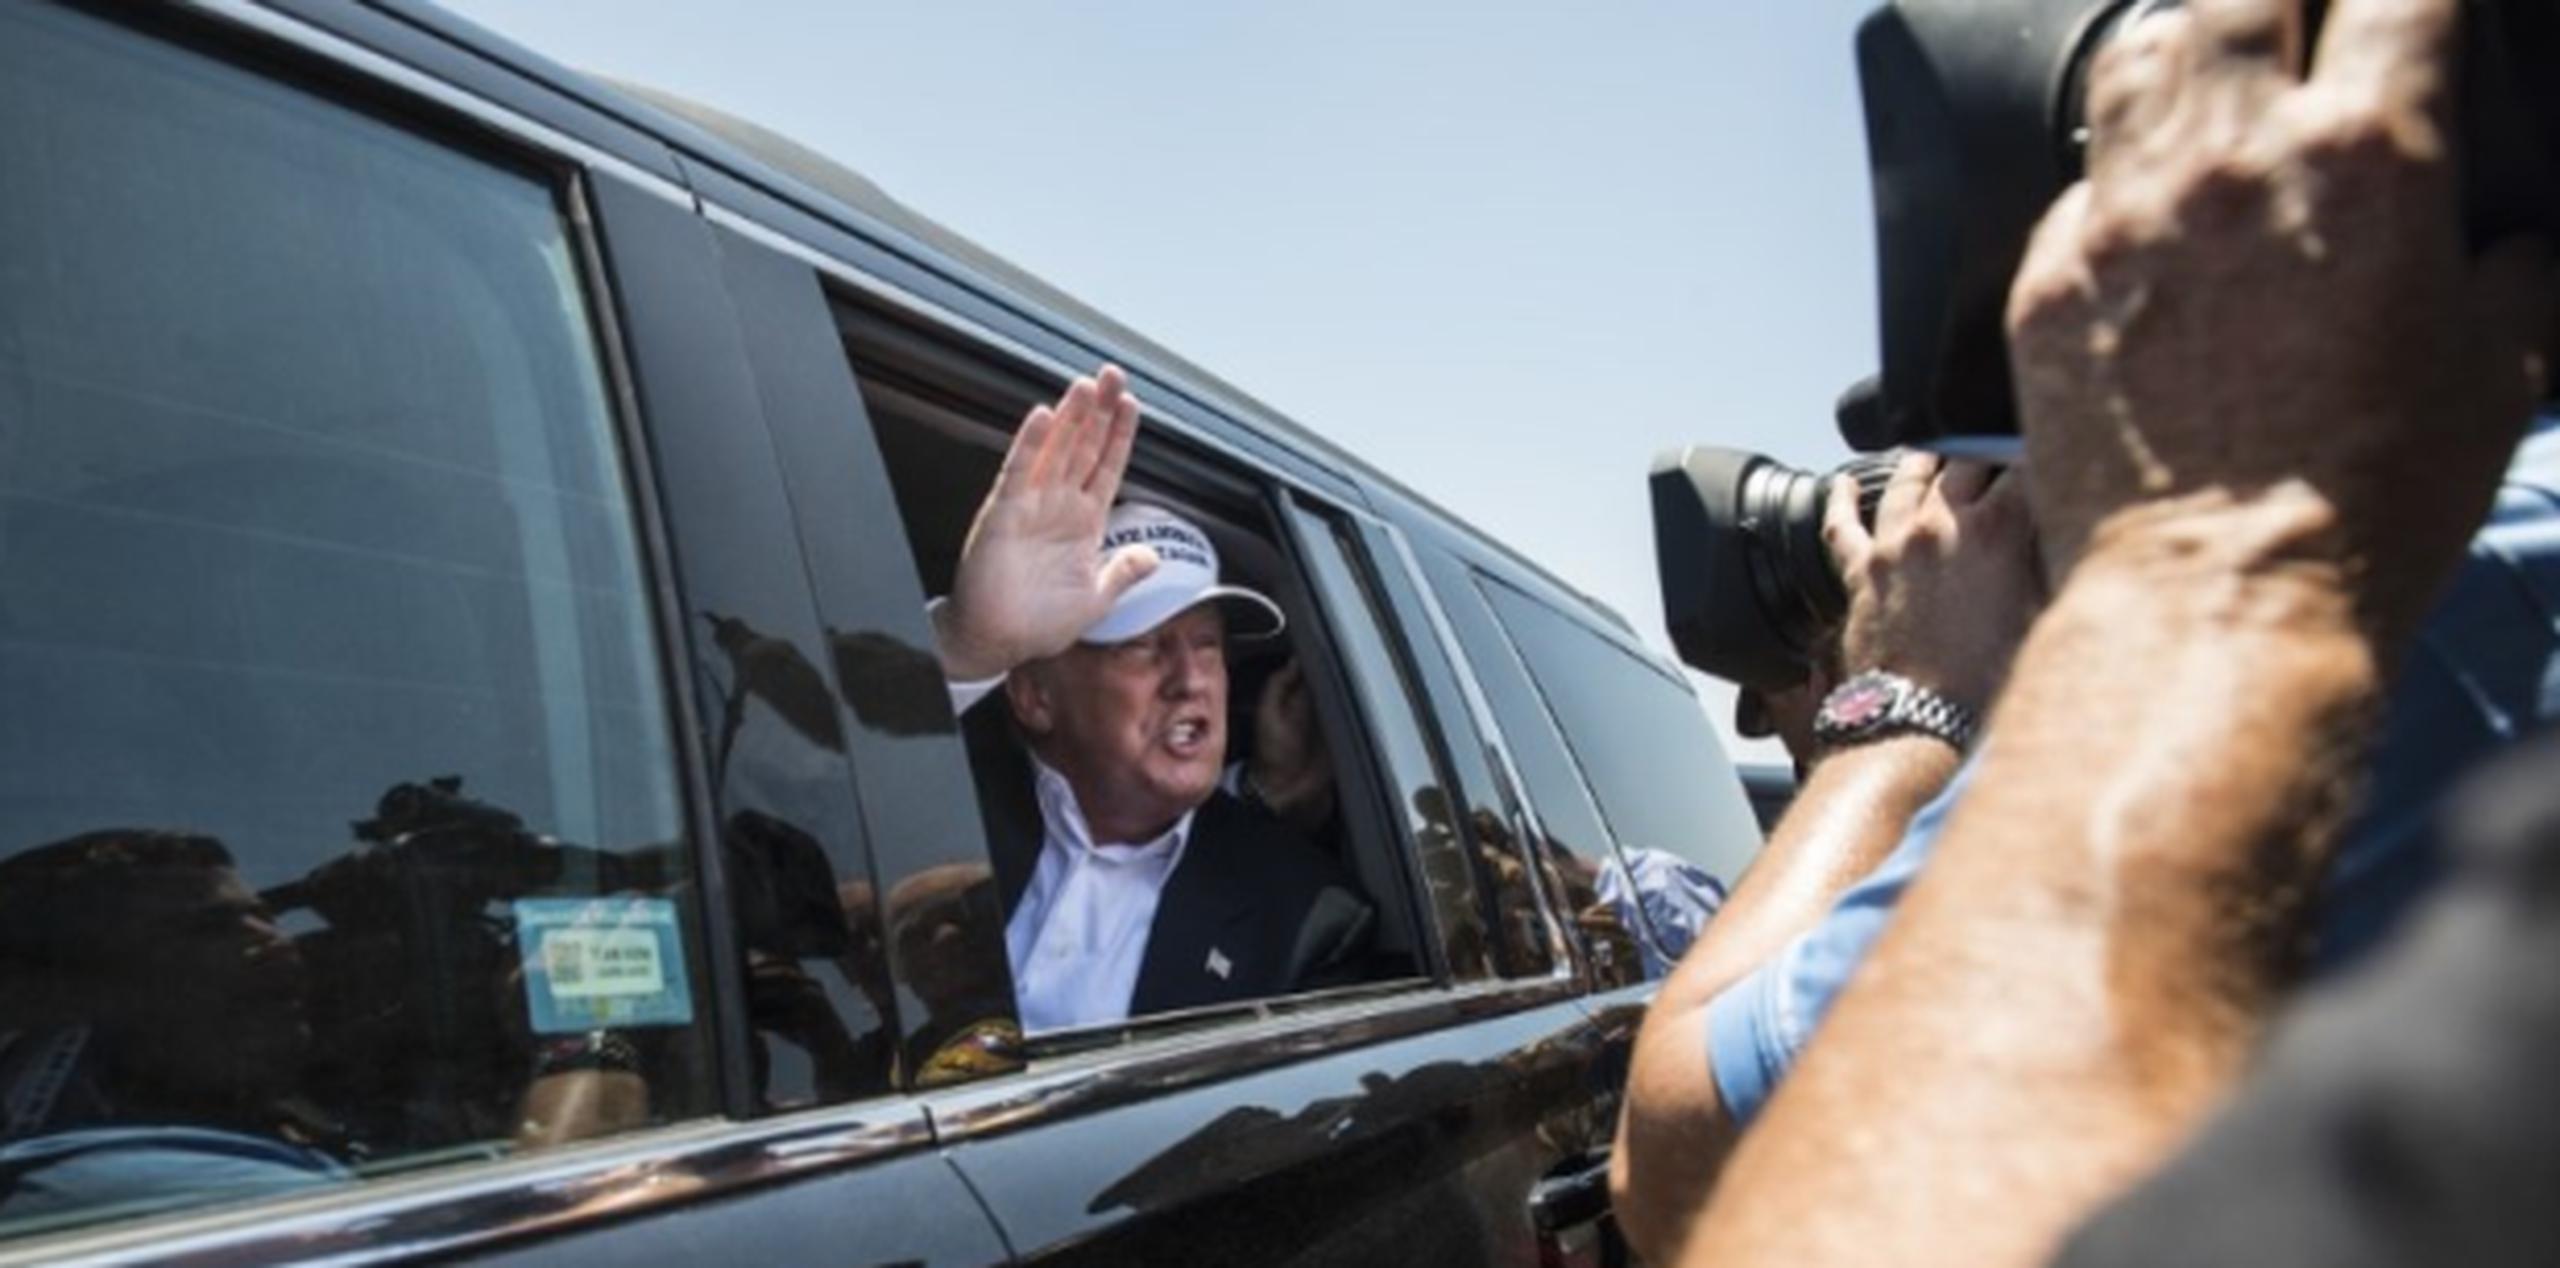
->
[1132,797,1259,1011]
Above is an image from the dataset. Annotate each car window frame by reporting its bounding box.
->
[1418,547,1670,991]
[782,275,1607,1136]
[821,293,1461,1057]
[1352,518,1577,985]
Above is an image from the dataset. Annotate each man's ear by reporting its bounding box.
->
[1004,667,1054,738]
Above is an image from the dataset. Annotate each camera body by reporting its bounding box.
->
[1852,0,2559,450]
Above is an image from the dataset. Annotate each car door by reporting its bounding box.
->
[0,3,1002,1262]
[895,487,1610,1267]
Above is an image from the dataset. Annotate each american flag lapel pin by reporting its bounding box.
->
[1206,947,1233,980]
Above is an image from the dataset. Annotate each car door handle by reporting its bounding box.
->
[1528,1150,1614,1234]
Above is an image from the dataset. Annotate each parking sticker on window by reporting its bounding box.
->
[515,897,695,1033]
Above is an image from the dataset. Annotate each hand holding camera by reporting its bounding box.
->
[2008,0,2553,643]
[1827,453,2042,720]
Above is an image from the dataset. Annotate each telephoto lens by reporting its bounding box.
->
[1651,447,1898,691]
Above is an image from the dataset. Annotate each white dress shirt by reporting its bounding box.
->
[1003,758,1197,1033]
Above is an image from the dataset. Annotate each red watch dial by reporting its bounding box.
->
[1824,680,1894,730]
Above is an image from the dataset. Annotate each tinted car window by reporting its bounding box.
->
[1479,578,1760,966]
[1421,551,1650,987]
[1289,503,1494,982]
[0,3,710,1238]
[1357,528,1556,979]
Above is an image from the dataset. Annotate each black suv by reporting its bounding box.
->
[0,3,1763,1262]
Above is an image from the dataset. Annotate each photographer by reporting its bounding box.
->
[1627,418,2560,1262]
[1679,0,2557,1264]
[1615,449,2043,1262]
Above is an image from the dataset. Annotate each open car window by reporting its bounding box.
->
[835,311,1434,1052]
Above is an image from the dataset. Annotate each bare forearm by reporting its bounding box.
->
[1660,738,1961,1016]
[1689,503,2384,1268]
[1613,737,1960,1261]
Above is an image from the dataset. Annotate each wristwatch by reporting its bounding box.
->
[1813,670,1979,752]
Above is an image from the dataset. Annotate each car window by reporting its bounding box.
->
[837,326,1429,1050]
[1477,577,1761,973]
[0,3,711,1240]
[1420,550,1653,988]
[1285,504,1496,984]
[1354,526,1558,980]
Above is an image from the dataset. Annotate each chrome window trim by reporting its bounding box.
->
[1363,519,1577,983]
[923,975,1580,1145]
[0,1106,935,1268]
[700,200,1317,501]
[180,0,694,209]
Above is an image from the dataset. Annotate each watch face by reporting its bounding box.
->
[1824,678,1894,731]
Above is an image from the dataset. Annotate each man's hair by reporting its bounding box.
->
[0,829,236,971]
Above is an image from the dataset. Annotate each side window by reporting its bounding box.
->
[1284,504,1495,984]
[1478,577,1762,975]
[1421,550,1652,988]
[837,313,1430,1052]
[0,4,710,1240]
[1354,525,1557,980]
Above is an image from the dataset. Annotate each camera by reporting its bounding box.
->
[1850,0,2559,450]
[1651,443,1899,690]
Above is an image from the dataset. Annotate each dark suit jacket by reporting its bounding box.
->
[969,715,1375,1017]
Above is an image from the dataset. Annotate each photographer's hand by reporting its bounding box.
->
[2009,0,2552,638]
[932,367,1157,682]
[1614,453,2035,1263]
[1826,453,2042,718]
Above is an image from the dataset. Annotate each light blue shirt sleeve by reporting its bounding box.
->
[1706,757,1975,1126]
[1704,411,2560,1127]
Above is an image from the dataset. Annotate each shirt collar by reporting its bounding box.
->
[1030,756,1197,866]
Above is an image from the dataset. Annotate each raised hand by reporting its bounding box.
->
[932,366,1156,681]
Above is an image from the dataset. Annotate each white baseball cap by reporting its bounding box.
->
[1081,503,1287,645]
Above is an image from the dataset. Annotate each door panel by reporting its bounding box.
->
[473,1130,1009,1267]
[942,993,1609,1265]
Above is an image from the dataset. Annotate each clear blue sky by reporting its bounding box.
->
[437,1,1880,759]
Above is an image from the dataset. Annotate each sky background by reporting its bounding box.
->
[437,1,1881,761]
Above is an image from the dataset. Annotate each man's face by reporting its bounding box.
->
[1738,630,1841,778]
[1012,603,1229,842]
[102,864,308,1102]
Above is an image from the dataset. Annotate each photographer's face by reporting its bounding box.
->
[1741,671,1829,777]
[1740,629,1842,776]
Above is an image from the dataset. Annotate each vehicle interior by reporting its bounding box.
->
[834,300,1431,1037]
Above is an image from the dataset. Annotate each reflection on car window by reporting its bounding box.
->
[1357,531,1555,980]
[0,4,710,1239]
[1477,578,1758,974]
[1421,552,1649,989]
